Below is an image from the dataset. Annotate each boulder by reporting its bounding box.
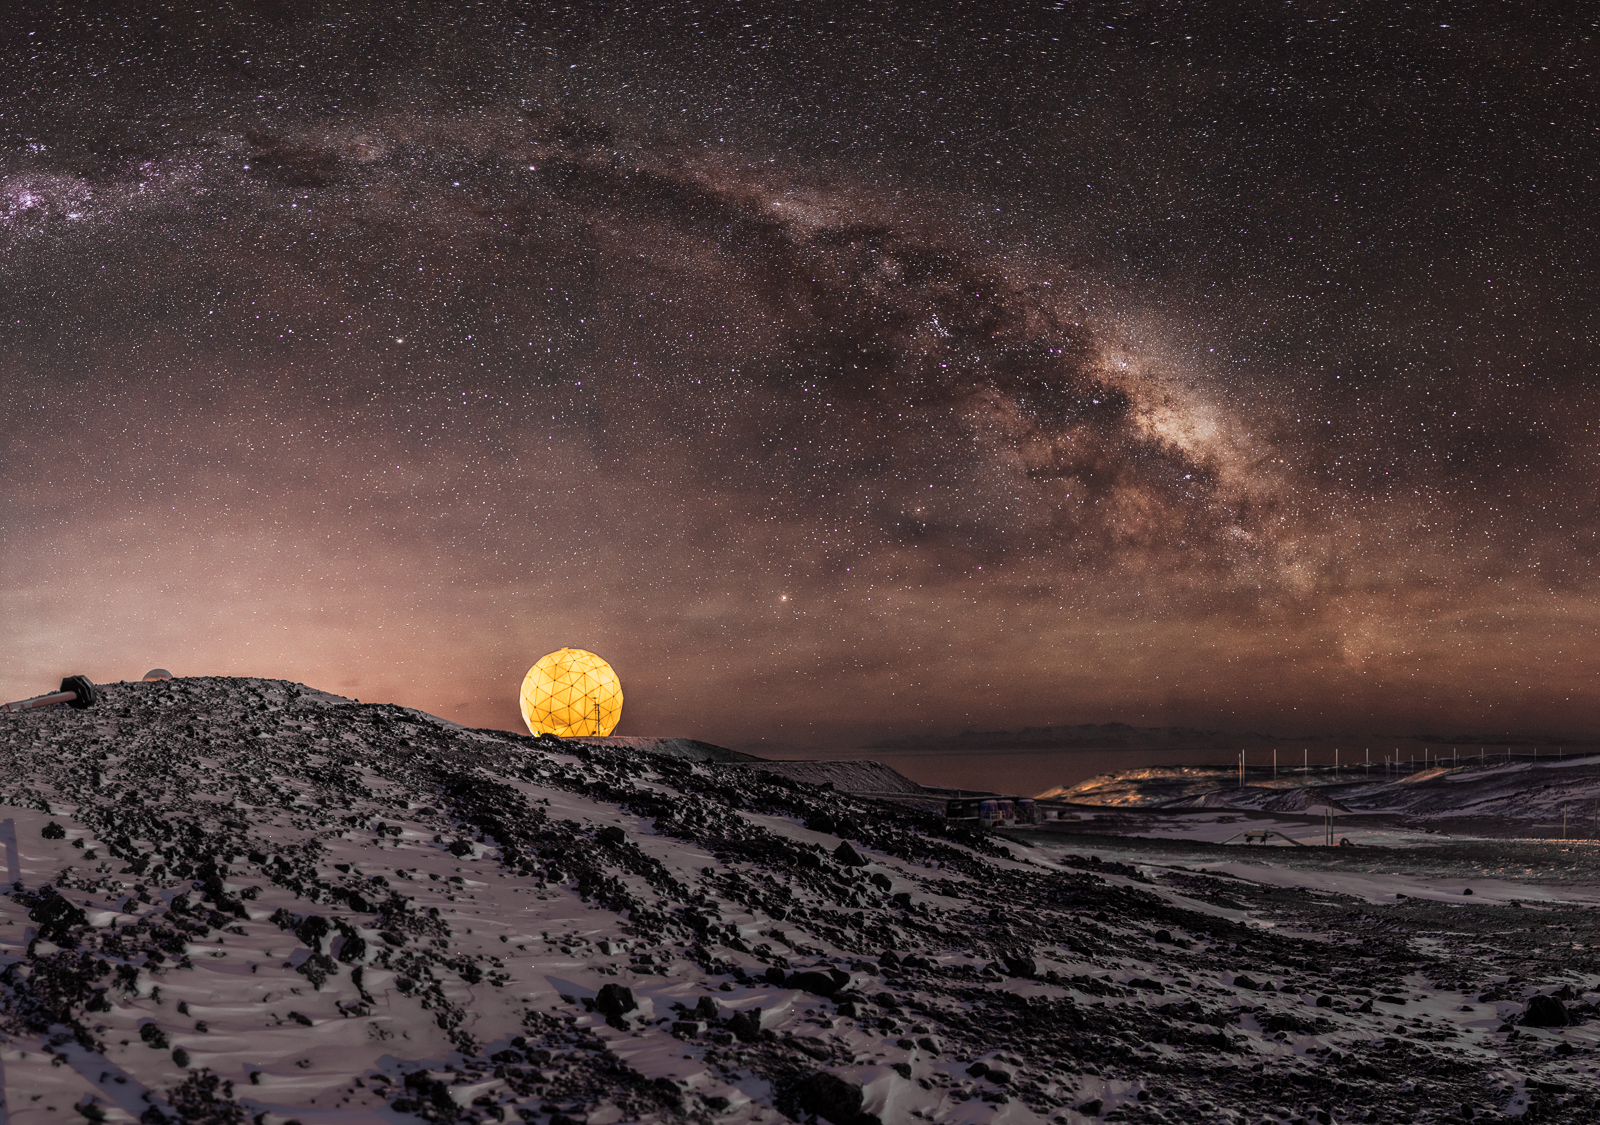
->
[792,1072,864,1125]
[594,984,637,1018]
[833,841,869,867]
[788,1036,832,1061]
[1522,994,1569,1028]
[1001,953,1038,978]
[787,968,850,996]
[728,1008,763,1042]
[295,914,331,949]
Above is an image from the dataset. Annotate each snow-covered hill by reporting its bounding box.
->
[0,678,1597,1123]
[1049,758,1600,829]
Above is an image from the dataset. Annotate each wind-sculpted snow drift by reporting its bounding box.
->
[0,679,1597,1123]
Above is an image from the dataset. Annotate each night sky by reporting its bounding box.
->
[3,2,1597,749]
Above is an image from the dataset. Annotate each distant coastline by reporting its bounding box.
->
[866,721,1600,754]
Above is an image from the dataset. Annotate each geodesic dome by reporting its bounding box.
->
[519,647,623,738]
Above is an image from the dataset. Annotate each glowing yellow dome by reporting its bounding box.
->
[519,648,623,737]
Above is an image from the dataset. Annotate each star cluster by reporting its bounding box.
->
[2,2,1597,746]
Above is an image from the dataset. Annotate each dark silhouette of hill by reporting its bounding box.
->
[870,722,1600,754]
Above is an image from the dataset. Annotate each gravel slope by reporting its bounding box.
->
[0,678,1596,1124]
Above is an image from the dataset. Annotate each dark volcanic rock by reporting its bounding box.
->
[727,1007,763,1042]
[594,983,637,1018]
[786,968,849,996]
[27,886,89,942]
[0,675,1596,1123]
[790,1071,864,1125]
[1523,994,1570,1027]
[1001,952,1038,978]
[833,841,869,867]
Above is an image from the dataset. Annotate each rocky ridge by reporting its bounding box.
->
[0,678,1594,1124]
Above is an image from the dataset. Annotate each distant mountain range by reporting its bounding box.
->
[867,722,1600,753]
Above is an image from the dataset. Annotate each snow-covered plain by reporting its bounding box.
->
[0,679,1597,1124]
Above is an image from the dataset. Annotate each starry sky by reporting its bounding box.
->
[3,1,1598,749]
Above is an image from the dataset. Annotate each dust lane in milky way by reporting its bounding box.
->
[2,3,1596,747]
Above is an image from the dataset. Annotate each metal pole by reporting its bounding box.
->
[1,689,77,713]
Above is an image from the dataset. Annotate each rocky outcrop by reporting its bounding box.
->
[0,676,1593,1123]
